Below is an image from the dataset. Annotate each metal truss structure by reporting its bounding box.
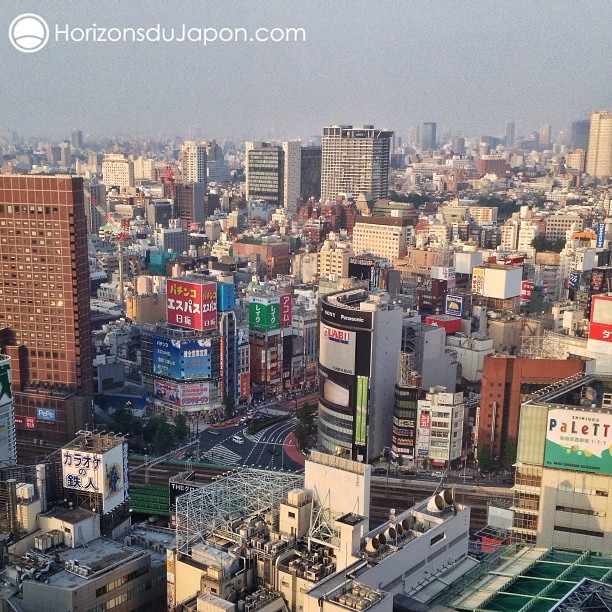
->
[306,487,341,549]
[519,331,572,360]
[175,467,303,555]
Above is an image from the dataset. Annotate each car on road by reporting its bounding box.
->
[373,468,387,475]
[432,470,445,477]
[231,435,244,444]
[208,429,220,436]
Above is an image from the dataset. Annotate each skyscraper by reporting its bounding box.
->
[570,119,590,150]
[539,123,552,149]
[180,140,208,183]
[320,125,393,203]
[0,175,93,445]
[586,111,612,178]
[421,122,437,150]
[244,141,302,214]
[505,121,515,147]
[71,128,83,150]
[300,145,322,201]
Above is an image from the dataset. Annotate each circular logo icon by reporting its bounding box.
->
[9,13,49,53]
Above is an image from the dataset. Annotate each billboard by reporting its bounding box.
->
[36,407,56,422]
[544,408,612,475]
[568,271,580,290]
[589,295,612,343]
[249,296,280,330]
[153,336,213,380]
[239,372,250,400]
[445,295,463,318]
[0,359,12,409]
[279,293,292,327]
[217,282,235,312]
[320,302,373,330]
[417,411,431,456]
[62,441,127,512]
[596,222,606,249]
[355,376,368,445]
[167,279,217,331]
[319,324,356,376]
[153,379,210,406]
[15,415,36,429]
[471,267,485,294]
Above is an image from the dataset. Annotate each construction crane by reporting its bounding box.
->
[84,187,131,308]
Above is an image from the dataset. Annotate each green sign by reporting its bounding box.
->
[355,376,368,445]
[249,301,280,330]
[0,362,12,407]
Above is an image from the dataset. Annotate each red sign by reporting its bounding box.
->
[589,295,612,343]
[15,415,36,429]
[419,413,430,428]
[166,279,217,331]
[279,293,292,327]
[239,372,250,399]
[504,256,524,266]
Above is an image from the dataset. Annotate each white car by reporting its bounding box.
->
[231,435,244,444]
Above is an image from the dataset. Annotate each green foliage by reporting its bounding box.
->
[502,438,518,470]
[247,414,289,435]
[476,195,519,222]
[108,407,142,438]
[421,457,429,469]
[477,446,494,473]
[173,413,189,442]
[531,235,565,253]
[387,191,431,207]
[153,415,175,453]
[223,395,235,419]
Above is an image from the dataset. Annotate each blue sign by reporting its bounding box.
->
[445,294,463,318]
[36,407,56,422]
[153,336,212,380]
[569,271,580,290]
[596,223,606,249]
[217,282,235,311]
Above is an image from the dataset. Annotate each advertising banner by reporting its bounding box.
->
[596,222,606,249]
[417,412,430,457]
[445,294,463,318]
[217,282,235,312]
[589,295,612,343]
[154,379,181,406]
[471,267,485,294]
[62,443,126,512]
[279,293,292,327]
[568,271,580,290]
[319,324,356,376]
[355,376,368,445]
[249,296,280,330]
[320,302,373,330]
[180,382,210,406]
[167,279,217,331]
[36,407,56,422]
[153,337,212,380]
[0,360,12,408]
[545,408,612,475]
[15,415,36,429]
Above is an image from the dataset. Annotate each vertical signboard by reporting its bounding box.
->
[217,282,235,312]
[596,223,606,249]
[471,267,485,294]
[279,293,292,327]
[417,411,431,456]
[355,377,368,445]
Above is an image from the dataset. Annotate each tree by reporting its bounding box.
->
[223,395,235,419]
[109,407,142,437]
[421,457,429,469]
[396,455,404,474]
[153,416,174,454]
[502,438,518,470]
[173,413,189,442]
[477,446,494,474]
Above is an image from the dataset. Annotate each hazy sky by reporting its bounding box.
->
[1,0,610,143]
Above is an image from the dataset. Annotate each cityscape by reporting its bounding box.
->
[0,2,612,612]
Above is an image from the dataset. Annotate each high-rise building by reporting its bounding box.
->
[102,154,134,189]
[282,141,301,215]
[70,128,83,150]
[570,119,590,150]
[180,140,208,183]
[320,125,393,203]
[245,141,301,214]
[300,145,321,201]
[59,140,71,169]
[318,289,402,462]
[421,122,437,150]
[174,181,206,225]
[0,175,94,445]
[352,216,412,262]
[505,120,515,147]
[586,111,612,177]
[539,123,552,149]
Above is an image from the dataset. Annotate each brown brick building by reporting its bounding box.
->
[0,175,93,445]
[477,355,585,466]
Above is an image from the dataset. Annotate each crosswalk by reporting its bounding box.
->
[203,444,242,465]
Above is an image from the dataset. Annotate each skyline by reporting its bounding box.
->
[1,0,610,142]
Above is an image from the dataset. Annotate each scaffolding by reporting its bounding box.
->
[175,467,303,555]
[519,331,573,359]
